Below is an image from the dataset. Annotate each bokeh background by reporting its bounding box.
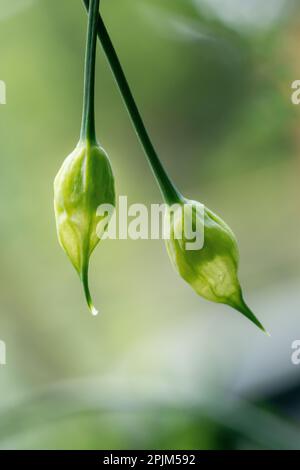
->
[0,0,300,450]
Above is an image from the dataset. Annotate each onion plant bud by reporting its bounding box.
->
[165,199,267,333]
[54,141,115,315]
[54,0,116,314]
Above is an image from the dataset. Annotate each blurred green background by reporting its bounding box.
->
[0,0,300,450]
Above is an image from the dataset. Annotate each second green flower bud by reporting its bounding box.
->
[165,198,266,333]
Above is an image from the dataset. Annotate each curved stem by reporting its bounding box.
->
[80,0,100,143]
[82,0,183,205]
[81,261,98,316]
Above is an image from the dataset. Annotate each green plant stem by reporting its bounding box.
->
[82,0,183,206]
[80,0,100,143]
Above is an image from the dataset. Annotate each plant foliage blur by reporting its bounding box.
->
[0,0,300,449]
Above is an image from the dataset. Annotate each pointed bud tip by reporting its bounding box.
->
[81,265,99,318]
[256,323,270,337]
[230,296,269,336]
[90,305,99,316]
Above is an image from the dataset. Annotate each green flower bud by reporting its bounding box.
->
[165,199,267,333]
[54,141,115,315]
